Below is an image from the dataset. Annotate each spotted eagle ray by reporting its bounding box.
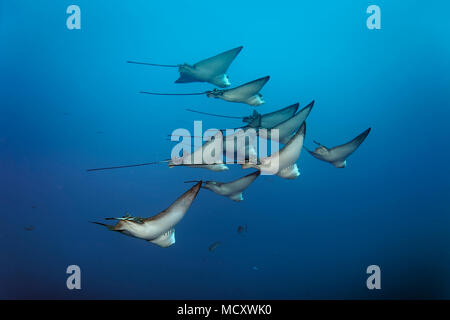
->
[168,130,260,171]
[91,181,202,248]
[168,132,230,172]
[86,130,257,173]
[242,123,306,179]
[178,101,311,155]
[258,101,314,144]
[140,76,270,106]
[185,170,260,202]
[178,102,308,145]
[128,46,243,87]
[186,102,299,129]
[243,103,299,128]
[305,128,371,168]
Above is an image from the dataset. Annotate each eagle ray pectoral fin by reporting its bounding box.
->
[175,73,198,83]
[149,229,176,248]
[278,164,300,179]
[242,163,258,170]
[279,134,294,145]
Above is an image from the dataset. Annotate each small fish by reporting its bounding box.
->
[208,241,221,252]
[140,76,270,106]
[237,224,248,234]
[128,46,243,88]
[31,205,37,209]
[24,225,34,231]
[252,266,259,271]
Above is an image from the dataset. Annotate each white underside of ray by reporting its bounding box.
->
[112,183,201,247]
[223,129,258,163]
[213,76,270,106]
[308,128,370,168]
[229,193,244,201]
[169,130,258,170]
[204,171,260,201]
[149,229,176,247]
[243,123,306,179]
[169,134,229,171]
[176,46,243,87]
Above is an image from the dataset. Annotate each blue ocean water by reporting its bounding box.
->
[1,0,449,299]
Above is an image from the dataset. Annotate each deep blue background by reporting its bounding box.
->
[1,0,449,299]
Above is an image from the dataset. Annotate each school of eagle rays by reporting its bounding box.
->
[90,46,371,248]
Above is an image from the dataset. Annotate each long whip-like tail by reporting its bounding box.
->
[86,160,170,172]
[185,108,242,119]
[127,61,179,67]
[89,221,116,231]
[140,91,208,96]
[90,221,123,232]
[303,146,313,153]
[168,134,205,138]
